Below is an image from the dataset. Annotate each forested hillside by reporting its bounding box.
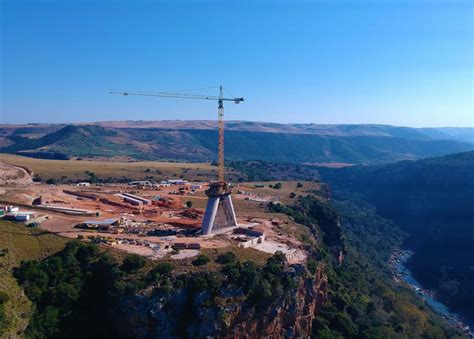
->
[5,196,459,338]
[319,151,474,326]
[1,124,472,164]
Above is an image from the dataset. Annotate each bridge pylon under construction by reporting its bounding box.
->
[110,85,244,235]
[201,182,238,235]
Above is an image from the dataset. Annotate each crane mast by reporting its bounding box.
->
[110,86,243,184]
[217,86,225,183]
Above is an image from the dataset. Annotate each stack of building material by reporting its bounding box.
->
[115,194,143,206]
[122,193,151,205]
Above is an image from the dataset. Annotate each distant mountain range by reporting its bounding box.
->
[0,121,473,163]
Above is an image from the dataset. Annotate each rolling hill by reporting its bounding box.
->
[0,122,472,164]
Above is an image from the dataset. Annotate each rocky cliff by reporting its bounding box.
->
[119,265,327,338]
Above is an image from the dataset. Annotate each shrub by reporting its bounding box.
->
[307,259,317,274]
[0,291,9,304]
[46,178,57,185]
[216,251,236,265]
[121,254,146,272]
[145,262,175,285]
[192,254,210,266]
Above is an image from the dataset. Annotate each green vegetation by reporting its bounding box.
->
[228,160,321,181]
[0,221,66,337]
[272,182,282,189]
[269,196,345,250]
[121,254,146,273]
[2,124,472,164]
[14,241,123,338]
[270,195,459,337]
[216,251,236,265]
[13,240,303,337]
[320,151,474,324]
[0,291,10,336]
[46,178,57,185]
[191,254,210,266]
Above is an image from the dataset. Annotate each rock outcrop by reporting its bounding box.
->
[119,265,327,338]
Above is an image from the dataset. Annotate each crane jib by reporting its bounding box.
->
[110,90,243,103]
[110,86,244,183]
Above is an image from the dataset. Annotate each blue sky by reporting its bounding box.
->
[1,0,472,127]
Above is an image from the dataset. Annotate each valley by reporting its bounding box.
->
[320,151,474,330]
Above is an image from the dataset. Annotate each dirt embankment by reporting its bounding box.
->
[0,160,33,185]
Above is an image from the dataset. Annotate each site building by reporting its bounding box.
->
[4,211,37,222]
[81,218,120,231]
[232,227,265,248]
[128,181,153,187]
[6,206,19,213]
[166,179,189,185]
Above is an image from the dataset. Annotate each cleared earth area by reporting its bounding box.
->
[0,158,319,268]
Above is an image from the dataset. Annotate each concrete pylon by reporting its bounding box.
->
[202,182,238,235]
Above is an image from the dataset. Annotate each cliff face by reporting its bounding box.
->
[119,265,327,338]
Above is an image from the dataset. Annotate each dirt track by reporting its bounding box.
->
[0,161,32,185]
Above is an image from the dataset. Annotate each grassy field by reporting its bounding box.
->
[0,221,67,338]
[0,153,217,182]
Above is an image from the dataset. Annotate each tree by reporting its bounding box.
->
[307,259,317,274]
[121,254,146,272]
[185,201,193,208]
[154,262,174,276]
[0,291,9,304]
[273,182,282,189]
[192,254,210,266]
[330,312,358,337]
[146,262,175,284]
[46,178,57,185]
[297,182,303,188]
[216,251,236,265]
[51,282,80,305]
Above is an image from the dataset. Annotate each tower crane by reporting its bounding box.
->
[110,86,244,184]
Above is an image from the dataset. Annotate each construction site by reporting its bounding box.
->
[0,87,310,264]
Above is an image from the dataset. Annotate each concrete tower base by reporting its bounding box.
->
[201,182,238,236]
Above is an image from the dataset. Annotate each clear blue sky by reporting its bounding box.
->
[1,0,472,127]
